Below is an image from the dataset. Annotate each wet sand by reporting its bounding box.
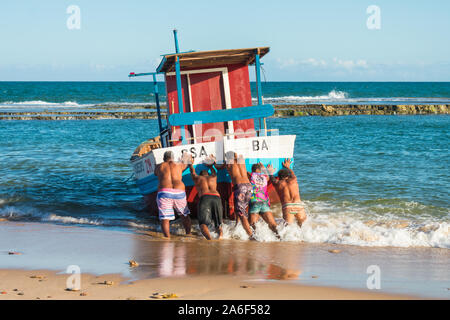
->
[0,221,448,299]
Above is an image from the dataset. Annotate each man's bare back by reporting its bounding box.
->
[274,175,301,204]
[224,153,250,185]
[189,156,219,197]
[268,159,306,226]
[155,153,189,191]
[269,159,300,203]
[195,175,218,196]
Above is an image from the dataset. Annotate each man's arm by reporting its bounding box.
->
[259,162,270,178]
[266,164,279,186]
[208,164,217,177]
[154,163,161,177]
[209,165,217,177]
[178,151,191,172]
[187,155,197,180]
[188,163,198,181]
[282,158,296,179]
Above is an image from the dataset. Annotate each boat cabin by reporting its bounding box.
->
[157,47,270,146]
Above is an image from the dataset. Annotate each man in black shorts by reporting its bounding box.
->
[188,155,223,240]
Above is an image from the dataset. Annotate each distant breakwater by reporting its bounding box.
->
[273,104,449,117]
[1,104,448,120]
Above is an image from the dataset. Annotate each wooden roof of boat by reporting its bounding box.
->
[157,47,270,73]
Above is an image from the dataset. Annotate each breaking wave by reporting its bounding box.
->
[0,100,83,108]
[258,90,348,104]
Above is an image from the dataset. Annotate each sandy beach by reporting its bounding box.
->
[1,221,448,300]
[0,269,410,300]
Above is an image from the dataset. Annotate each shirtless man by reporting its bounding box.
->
[154,151,192,238]
[216,152,253,237]
[267,159,307,227]
[188,155,223,240]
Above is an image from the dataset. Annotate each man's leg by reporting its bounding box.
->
[173,190,191,235]
[160,219,171,238]
[262,211,280,237]
[200,224,212,240]
[181,214,191,235]
[249,213,260,230]
[283,209,295,225]
[216,226,223,239]
[238,214,254,237]
[198,195,212,239]
[213,197,224,240]
[157,191,174,238]
[234,187,253,237]
[295,208,307,227]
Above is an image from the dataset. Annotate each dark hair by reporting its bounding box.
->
[200,170,209,176]
[251,163,262,172]
[278,169,291,180]
[163,151,174,162]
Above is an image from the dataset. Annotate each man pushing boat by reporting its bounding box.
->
[216,152,254,238]
[188,155,223,240]
[154,151,192,238]
[268,159,307,227]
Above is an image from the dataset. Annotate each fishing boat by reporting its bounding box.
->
[129,30,296,219]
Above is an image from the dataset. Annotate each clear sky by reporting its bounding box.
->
[0,0,449,81]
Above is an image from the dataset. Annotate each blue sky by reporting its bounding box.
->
[0,0,449,81]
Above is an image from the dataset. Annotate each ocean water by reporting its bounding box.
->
[1,82,450,112]
[0,115,448,248]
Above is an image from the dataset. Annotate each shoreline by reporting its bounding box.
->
[1,221,448,299]
[0,104,448,120]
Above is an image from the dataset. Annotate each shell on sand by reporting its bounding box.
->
[151,292,179,299]
[129,260,139,267]
[328,249,341,254]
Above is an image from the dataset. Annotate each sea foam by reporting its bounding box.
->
[0,100,82,108]
[256,90,348,104]
[218,201,450,248]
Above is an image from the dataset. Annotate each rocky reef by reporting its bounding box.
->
[1,104,448,120]
[273,104,449,117]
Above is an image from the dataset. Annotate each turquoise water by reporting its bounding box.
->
[1,82,449,111]
[0,116,448,247]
